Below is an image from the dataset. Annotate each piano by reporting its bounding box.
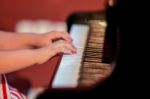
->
[0,0,120,97]
[48,6,119,90]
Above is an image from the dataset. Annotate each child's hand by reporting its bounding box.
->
[51,40,76,54]
[37,39,76,64]
[35,31,72,47]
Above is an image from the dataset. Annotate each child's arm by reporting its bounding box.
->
[0,40,76,74]
[0,31,72,50]
[0,31,39,50]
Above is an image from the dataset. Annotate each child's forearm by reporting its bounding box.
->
[0,31,39,50]
[0,49,40,74]
[0,39,76,74]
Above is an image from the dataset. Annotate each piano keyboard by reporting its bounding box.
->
[52,20,112,88]
[52,24,90,88]
[79,20,112,86]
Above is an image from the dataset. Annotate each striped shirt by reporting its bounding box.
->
[0,74,27,99]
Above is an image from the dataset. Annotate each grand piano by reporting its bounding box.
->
[37,0,122,98]
[49,10,119,89]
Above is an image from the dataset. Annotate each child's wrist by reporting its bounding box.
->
[23,33,41,47]
[20,33,49,48]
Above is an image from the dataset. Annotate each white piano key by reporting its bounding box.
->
[52,24,89,88]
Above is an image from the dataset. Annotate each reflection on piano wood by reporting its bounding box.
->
[50,12,117,89]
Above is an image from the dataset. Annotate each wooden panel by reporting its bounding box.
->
[0,0,107,31]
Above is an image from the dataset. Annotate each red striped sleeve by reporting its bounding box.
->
[2,74,8,99]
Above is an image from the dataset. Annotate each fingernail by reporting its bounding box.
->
[72,50,77,54]
[67,39,72,43]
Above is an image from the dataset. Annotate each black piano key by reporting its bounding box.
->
[79,79,99,86]
[86,47,112,50]
[82,62,110,69]
[83,57,102,63]
[82,68,110,74]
